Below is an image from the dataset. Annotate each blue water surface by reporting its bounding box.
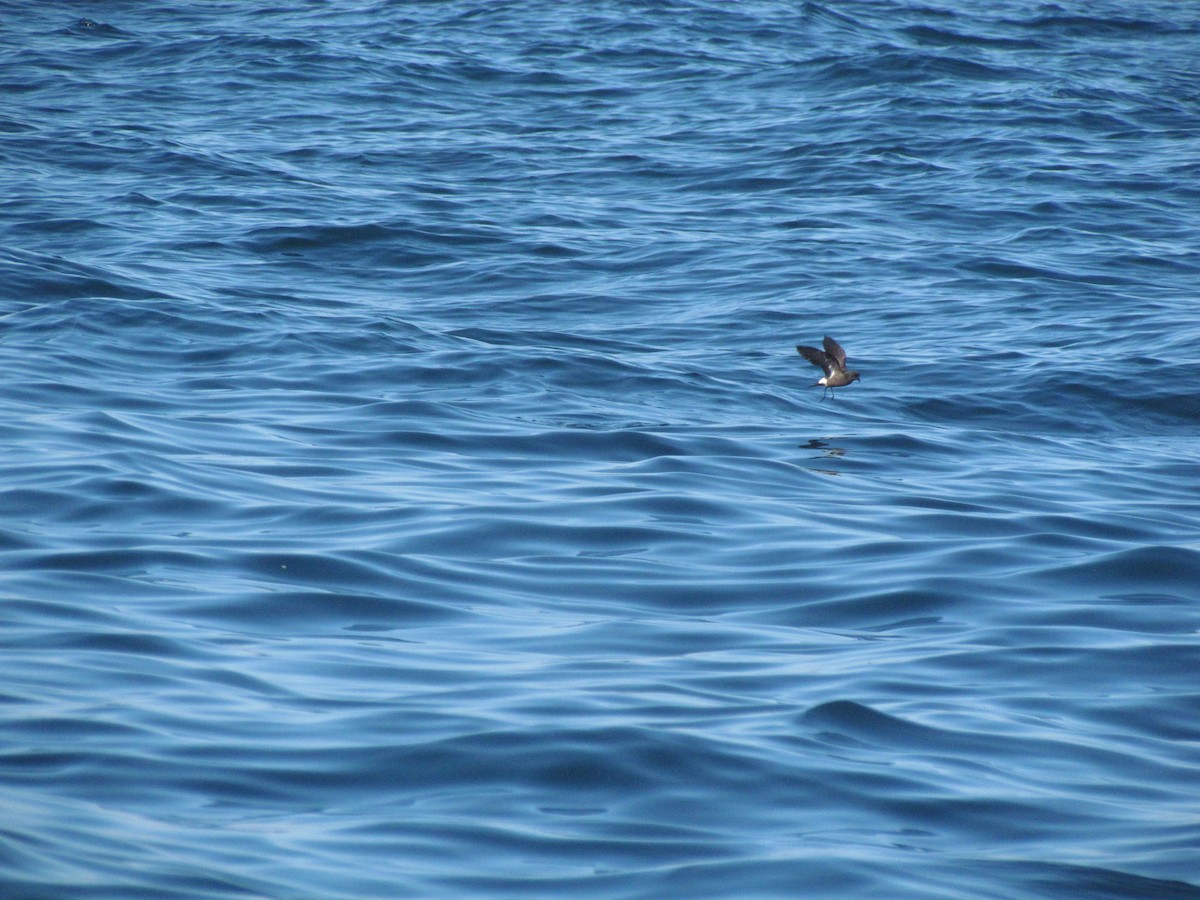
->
[2,2,1200,897]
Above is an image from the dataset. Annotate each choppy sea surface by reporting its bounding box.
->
[3,2,1200,897]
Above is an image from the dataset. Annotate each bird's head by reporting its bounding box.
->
[848,371,861,383]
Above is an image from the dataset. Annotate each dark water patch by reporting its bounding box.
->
[12,628,198,661]
[957,256,1136,285]
[902,24,1046,51]
[1087,693,1200,743]
[769,588,965,630]
[1010,14,1187,38]
[21,547,215,576]
[194,590,458,630]
[804,700,996,754]
[1003,861,1200,900]
[1034,545,1200,596]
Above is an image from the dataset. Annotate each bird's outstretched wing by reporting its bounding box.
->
[796,345,834,376]
[822,336,847,369]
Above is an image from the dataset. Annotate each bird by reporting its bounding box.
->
[796,336,861,401]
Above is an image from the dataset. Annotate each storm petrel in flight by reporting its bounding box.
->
[796,336,860,400]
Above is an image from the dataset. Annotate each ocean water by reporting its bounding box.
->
[2,1,1199,896]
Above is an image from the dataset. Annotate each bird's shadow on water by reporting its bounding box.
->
[800,437,846,476]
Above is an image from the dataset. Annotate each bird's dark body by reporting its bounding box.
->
[796,336,861,400]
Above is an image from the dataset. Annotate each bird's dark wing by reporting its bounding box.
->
[822,336,847,369]
[797,345,834,376]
